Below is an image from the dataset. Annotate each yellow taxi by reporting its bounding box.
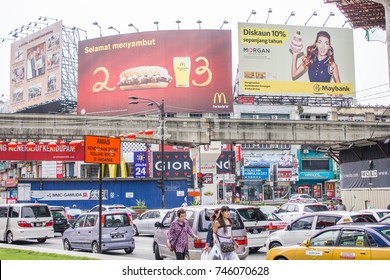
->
[266,223,390,260]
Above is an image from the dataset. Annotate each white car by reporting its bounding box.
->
[379,213,390,224]
[288,194,318,203]
[132,209,168,235]
[359,209,390,222]
[265,211,377,250]
[275,202,329,222]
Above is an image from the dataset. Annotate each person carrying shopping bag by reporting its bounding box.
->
[212,206,239,260]
[167,208,199,260]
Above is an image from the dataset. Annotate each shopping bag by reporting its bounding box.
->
[208,244,223,260]
[200,250,209,260]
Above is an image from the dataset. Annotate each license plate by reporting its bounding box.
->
[111,234,124,239]
[34,223,42,227]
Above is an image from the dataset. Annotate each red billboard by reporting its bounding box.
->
[77,30,232,115]
[0,142,84,161]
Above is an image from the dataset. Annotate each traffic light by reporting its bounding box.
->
[157,179,164,189]
[197,172,205,189]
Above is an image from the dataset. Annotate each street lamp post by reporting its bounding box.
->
[129,96,165,208]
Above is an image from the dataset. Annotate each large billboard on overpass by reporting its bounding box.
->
[9,21,63,112]
[238,23,355,97]
[77,30,232,116]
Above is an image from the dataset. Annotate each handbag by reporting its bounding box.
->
[217,234,235,253]
[220,241,235,253]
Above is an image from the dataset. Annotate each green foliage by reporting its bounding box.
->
[0,248,96,260]
[130,199,147,209]
[190,200,201,206]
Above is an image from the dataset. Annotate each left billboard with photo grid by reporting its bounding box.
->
[9,21,62,112]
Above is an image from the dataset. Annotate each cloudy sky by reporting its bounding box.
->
[0,0,388,106]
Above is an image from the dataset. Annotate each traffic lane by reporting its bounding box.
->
[0,234,266,260]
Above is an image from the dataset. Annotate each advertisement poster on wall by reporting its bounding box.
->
[238,23,355,97]
[77,30,233,115]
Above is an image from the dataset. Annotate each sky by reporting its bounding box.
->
[0,0,389,106]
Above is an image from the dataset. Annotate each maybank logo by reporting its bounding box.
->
[313,84,321,92]
[213,92,227,104]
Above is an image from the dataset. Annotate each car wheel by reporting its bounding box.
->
[133,225,139,236]
[184,251,191,260]
[124,247,134,254]
[275,256,288,260]
[63,239,73,251]
[37,238,47,243]
[270,242,282,249]
[6,231,13,244]
[154,243,163,260]
[92,242,99,254]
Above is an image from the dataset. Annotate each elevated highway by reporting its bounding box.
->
[1,113,390,145]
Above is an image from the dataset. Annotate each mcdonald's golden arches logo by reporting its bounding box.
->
[213,92,227,104]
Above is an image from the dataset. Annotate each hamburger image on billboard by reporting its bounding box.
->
[77,30,233,116]
[238,23,355,97]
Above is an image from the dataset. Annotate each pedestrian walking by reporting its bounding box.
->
[328,200,336,211]
[212,205,239,260]
[203,208,220,252]
[167,208,199,260]
[335,199,346,211]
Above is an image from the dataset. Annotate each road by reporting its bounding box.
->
[1,233,267,260]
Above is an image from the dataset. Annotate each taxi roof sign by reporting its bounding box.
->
[84,135,121,164]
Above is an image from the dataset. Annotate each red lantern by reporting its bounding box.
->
[119,134,125,140]
[127,133,136,141]
[79,140,84,146]
[17,142,23,147]
[138,130,144,136]
[144,129,153,138]
[69,141,78,147]
[48,141,57,150]
[59,140,66,146]
[26,142,36,151]
[38,142,45,147]
[8,141,17,149]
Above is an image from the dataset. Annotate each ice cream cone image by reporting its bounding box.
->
[289,30,303,53]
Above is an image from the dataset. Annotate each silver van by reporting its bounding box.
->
[62,211,135,254]
[0,203,54,244]
[153,205,249,260]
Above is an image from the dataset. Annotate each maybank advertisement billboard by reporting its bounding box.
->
[238,23,355,97]
[77,30,232,115]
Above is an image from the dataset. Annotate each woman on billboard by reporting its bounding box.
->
[290,30,340,83]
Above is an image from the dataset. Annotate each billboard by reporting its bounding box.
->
[77,30,232,115]
[9,21,63,112]
[0,141,84,161]
[238,23,355,97]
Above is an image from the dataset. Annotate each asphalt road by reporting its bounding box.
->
[0,233,267,260]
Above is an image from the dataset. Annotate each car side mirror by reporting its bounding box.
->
[155,221,162,228]
[286,224,292,231]
[301,239,310,247]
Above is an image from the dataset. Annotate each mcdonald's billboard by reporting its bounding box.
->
[77,30,233,115]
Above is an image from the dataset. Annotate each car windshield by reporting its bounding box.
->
[303,204,329,212]
[378,227,390,241]
[377,211,390,219]
[104,213,130,227]
[236,208,267,222]
[351,214,377,223]
[51,210,66,218]
[21,206,51,218]
[200,209,244,231]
